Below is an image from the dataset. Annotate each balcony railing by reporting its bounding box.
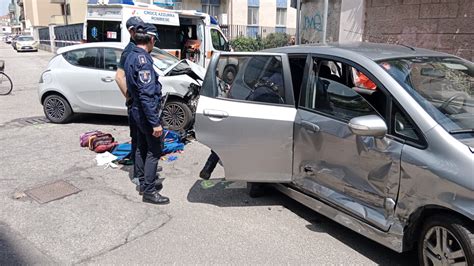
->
[221,24,296,40]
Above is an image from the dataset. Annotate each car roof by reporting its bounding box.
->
[265,41,453,61]
[56,42,126,54]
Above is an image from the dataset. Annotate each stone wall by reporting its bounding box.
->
[364,0,474,61]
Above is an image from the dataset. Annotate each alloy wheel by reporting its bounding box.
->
[422,226,467,266]
[45,97,66,120]
[163,102,186,129]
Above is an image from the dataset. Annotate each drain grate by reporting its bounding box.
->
[25,180,81,204]
[0,116,50,129]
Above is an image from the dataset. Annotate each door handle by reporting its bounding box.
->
[301,121,320,133]
[203,109,229,119]
[101,77,115,83]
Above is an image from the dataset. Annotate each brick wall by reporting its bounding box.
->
[364,0,474,61]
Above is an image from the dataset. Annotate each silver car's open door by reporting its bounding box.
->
[195,52,296,183]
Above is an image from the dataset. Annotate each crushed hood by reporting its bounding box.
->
[164,59,205,82]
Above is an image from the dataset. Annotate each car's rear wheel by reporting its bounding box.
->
[162,100,192,131]
[418,215,473,266]
[43,94,73,123]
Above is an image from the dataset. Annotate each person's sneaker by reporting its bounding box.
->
[142,191,169,205]
[137,182,163,195]
[199,169,211,180]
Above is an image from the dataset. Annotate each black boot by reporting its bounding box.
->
[142,191,170,205]
[199,152,219,180]
[137,183,163,195]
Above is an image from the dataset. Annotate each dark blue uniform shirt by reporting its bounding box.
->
[124,46,162,129]
[118,39,136,70]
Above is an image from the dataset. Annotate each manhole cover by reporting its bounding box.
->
[24,180,81,204]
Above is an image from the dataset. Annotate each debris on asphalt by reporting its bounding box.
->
[200,180,218,189]
[13,192,27,200]
[95,152,118,167]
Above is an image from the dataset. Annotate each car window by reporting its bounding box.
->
[215,55,287,105]
[211,29,228,51]
[300,58,386,122]
[63,48,99,69]
[103,48,121,71]
[392,103,420,141]
[150,47,179,71]
[18,36,34,41]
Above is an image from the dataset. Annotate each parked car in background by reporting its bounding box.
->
[38,42,205,131]
[195,42,474,265]
[15,35,38,52]
[5,35,13,44]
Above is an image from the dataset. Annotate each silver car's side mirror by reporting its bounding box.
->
[348,115,387,138]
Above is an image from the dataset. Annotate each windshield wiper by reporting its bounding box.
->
[449,129,474,134]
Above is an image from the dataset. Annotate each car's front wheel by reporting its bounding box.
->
[43,94,73,123]
[418,215,473,266]
[162,100,193,131]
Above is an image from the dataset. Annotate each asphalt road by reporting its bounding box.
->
[0,43,417,265]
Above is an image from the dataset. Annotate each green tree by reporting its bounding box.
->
[262,33,289,49]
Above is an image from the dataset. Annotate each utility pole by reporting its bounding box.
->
[322,0,328,44]
[295,0,301,44]
[63,0,68,25]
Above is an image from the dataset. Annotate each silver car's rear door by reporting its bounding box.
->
[195,52,296,183]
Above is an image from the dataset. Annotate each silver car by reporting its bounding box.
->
[39,42,205,131]
[195,42,474,265]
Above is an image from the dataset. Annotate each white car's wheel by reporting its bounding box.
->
[162,100,192,131]
[43,94,73,123]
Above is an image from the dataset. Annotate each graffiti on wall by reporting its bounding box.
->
[300,0,341,43]
[303,11,323,32]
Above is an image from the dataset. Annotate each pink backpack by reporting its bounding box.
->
[80,130,102,147]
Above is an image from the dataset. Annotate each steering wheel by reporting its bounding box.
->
[440,93,466,114]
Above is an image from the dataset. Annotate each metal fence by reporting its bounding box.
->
[38,27,50,45]
[53,23,83,48]
[221,25,297,40]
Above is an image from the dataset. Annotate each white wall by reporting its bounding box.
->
[338,0,364,42]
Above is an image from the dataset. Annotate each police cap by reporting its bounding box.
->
[126,16,144,31]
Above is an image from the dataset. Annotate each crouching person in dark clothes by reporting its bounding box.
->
[200,150,219,180]
[124,24,169,205]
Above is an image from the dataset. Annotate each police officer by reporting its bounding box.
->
[124,24,169,205]
[116,17,163,189]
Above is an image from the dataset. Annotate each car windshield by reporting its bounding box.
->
[18,36,34,41]
[150,47,179,72]
[379,57,474,138]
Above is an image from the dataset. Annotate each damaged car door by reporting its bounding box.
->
[293,56,402,231]
[195,52,296,182]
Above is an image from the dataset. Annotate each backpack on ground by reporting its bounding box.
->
[88,133,116,153]
[80,130,102,147]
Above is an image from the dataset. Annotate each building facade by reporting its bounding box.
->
[144,0,298,38]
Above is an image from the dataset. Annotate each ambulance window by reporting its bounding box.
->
[211,29,228,51]
[87,20,121,42]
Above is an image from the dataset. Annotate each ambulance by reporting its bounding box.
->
[84,0,231,67]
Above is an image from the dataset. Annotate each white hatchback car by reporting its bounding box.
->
[39,42,205,131]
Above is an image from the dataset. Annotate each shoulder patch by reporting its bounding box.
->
[138,54,147,65]
[139,70,152,84]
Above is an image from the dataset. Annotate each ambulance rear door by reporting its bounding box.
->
[85,4,125,44]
